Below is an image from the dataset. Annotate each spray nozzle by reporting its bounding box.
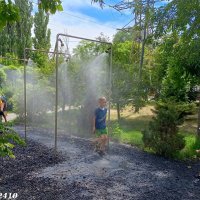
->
[58,38,64,47]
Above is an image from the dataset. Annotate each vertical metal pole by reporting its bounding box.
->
[23,49,27,142]
[197,97,200,136]
[55,35,59,152]
[108,45,112,150]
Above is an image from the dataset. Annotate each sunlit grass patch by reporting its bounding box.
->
[177,134,200,160]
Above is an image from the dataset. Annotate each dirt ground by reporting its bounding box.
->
[0,126,200,200]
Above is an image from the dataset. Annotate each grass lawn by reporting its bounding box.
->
[110,105,199,160]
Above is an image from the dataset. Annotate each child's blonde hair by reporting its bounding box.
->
[98,97,106,102]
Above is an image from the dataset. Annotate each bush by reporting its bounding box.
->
[0,122,26,158]
[110,122,124,141]
[142,103,185,158]
[178,135,200,160]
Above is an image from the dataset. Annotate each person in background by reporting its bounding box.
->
[0,96,7,122]
[92,97,108,155]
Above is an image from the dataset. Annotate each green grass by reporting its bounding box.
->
[118,130,144,148]
[110,118,200,160]
[110,118,144,148]
[177,134,200,160]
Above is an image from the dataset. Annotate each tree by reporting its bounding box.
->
[0,24,17,56]
[93,0,158,112]
[0,0,63,30]
[0,69,6,88]
[33,9,50,50]
[154,0,200,77]
[142,102,185,158]
[32,8,51,67]
[154,0,200,40]
[0,0,20,30]
[15,0,33,59]
[112,40,134,119]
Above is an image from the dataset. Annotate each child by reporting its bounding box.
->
[0,97,7,122]
[92,97,108,154]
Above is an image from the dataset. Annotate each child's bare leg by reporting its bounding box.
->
[105,135,109,150]
[93,137,101,151]
[99,135,107,152]
[3,115,7,122]
[0,112,7,122]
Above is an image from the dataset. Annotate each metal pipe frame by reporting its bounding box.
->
[24,48,66,55]
[54,33,112,152]
[23,50,27,142]
[0,56,28,62]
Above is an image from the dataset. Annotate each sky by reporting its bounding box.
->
[45,0,133,52]
[32,0,169,52]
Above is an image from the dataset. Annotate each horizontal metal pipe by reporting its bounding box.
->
[25,48,66,55]
[0,56,28,61]
[57,33,112,45]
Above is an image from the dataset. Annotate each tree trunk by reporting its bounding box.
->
[117,102,121,121]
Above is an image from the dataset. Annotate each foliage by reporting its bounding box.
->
[112,40,134,110]
[15,0,33,59]
[153,33,200,101]
[110,122,124,141]
[73,33,110,60]
[0,25,18,56]
[0,53,19,66]
[32,8,51,67]
[154,1,200,78]
[142,102,186,158]
[177,134,200,160]
[0,69,6,88]
[154,0,200,40]
[0,0,20,30]
[38,0,63,14]
[161,65,192,102]
[0,122,25,158]
[0,0,63,30]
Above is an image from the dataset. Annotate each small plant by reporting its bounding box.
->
[110,122,124,141]
[142,102,185,158]
[0,122,26,158]
[178,135,200,160]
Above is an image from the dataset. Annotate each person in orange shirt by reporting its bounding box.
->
[0,97,7,122]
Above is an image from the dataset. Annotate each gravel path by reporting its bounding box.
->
[0,126,200,200]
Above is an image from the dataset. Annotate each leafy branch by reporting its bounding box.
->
[0,123,26,158]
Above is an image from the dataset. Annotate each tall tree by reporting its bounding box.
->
[33,9,51,50]
[0,23,17,56]
[32,8,51,67]
[15,0,33,59]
